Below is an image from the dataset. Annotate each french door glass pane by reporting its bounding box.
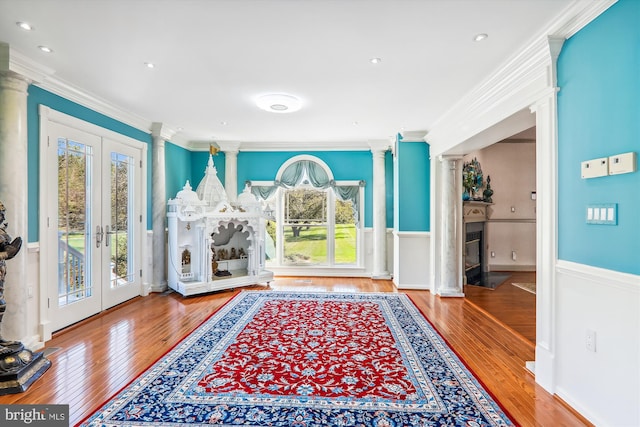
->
[110,152,134,288]
[57,139,93,306]
[335,199,357,264]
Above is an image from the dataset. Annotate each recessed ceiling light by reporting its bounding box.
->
[256,94,302,114]
[352,121,359,126]
[370,57,382,64]
[144,62,155,68]
[220,121,228,126]
[16,21,33,31]
[473,33,488,42]
[38,45,53,53]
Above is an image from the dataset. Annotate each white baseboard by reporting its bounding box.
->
[489,264,536,272]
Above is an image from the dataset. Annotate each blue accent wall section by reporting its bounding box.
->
[165,142,193,200]
[27,85,153,242]
[237,151,387,228]
[189,151,226,192]
[557,0,640,275]
[396,141,430,231]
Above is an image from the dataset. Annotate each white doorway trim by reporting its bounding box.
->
[38,106,148,341]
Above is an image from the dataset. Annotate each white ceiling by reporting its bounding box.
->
[0,0,572,150]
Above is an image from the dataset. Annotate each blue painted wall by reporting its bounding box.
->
[395,140,430,231]
[165,142,193,200]
[26,85,153,242]
[236,151,392,228]
[557,0,640,275]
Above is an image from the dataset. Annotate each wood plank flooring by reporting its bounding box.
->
[0,276,591,426]
[464,271,537,344]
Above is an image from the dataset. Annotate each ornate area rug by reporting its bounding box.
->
[80,292,514,426]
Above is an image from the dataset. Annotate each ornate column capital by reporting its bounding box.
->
[151,122,176,141]
[216,140,241,154]
[368,139,392,155]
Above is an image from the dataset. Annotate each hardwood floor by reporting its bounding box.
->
[464,271,537,344]
[0,276,590,426]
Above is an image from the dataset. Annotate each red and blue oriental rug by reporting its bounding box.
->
[80,291,515,426]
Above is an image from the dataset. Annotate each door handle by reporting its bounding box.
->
[96,225,103,248]
[105,225,113,246]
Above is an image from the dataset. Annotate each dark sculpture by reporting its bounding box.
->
[0,201,23,355]
[483,175,494,203]
[0,200,51,394]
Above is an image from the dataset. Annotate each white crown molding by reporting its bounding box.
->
[548,0,617,38]
[151,122,177,141]
[400,131,427,142]
[187,140,373,152]
[0,43,55,82]
[426,0,617,156]
[216,140,242,153]
[38,75,153,135]
[368,139,393,153]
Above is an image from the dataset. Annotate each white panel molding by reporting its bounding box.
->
[393,231,431,290]
[556,260,639,293]
[554,259,639,426]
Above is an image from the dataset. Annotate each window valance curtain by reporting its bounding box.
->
[248,160,365,224]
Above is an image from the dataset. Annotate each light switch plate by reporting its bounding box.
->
[586,203,617,225]
[608,152,637,175]
[581,157,609,179]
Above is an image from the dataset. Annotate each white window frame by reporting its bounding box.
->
[253,155,364,269]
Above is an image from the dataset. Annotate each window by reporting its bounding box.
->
[252,156,363,268]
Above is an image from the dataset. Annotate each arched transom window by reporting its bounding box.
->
[250,155,364,267]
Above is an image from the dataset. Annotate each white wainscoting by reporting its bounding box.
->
[554,260,640,427]
[393,231,430,290]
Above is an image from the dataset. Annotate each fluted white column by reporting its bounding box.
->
[0,71,30,341]
[437,155,464,297]
[369,141,390,279]
[151,123,173,291]
[217,141,241,202]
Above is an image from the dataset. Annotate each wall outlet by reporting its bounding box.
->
[490,251,496,258]
[585,329,596,352]
[511,251,517,261]
[581,157,609,178]
[608,152,637,175]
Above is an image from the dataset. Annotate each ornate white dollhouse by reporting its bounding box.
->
[167,155,273,296]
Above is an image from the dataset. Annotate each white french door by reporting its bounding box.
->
[43,120,143,332]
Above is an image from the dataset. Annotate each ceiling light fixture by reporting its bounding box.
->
[38,45,53,53]
[220,121,228,126]
[370,57,382,64]
[473,33,488,42]
[16,21,33,31]
[144,62,155,68]
[256,94,302,114]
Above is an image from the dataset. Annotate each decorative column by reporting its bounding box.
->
[369,141,391,279]
[437,155,464,297]
[150,123,174,291]
[530,35,564,392]
[0,70,30,342]
[217,141,241,202]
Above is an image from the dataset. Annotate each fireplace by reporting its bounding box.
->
[465,222,483,285]
[462,201,490,286]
